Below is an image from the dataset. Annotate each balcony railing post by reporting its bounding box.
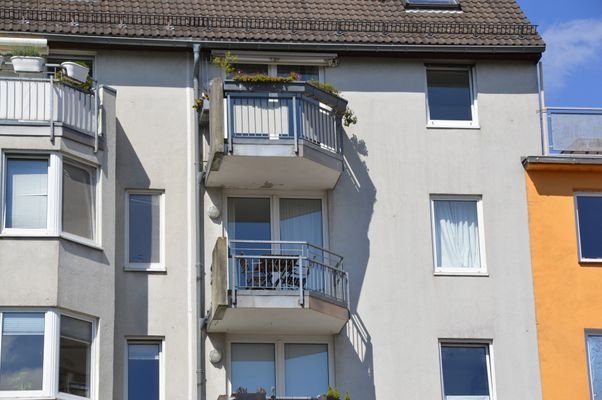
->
[298,253,304,306]
[227,94,233,153]
[49,75,55,143]
[292,95,299,154]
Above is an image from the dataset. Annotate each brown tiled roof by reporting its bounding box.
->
[0,0,544,49]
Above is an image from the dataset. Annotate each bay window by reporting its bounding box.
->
[0,310,95,399]
[1,152,100,246]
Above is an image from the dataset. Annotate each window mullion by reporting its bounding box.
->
[47,310,60,397]
[49,153,62,236]
[276,340,285,397]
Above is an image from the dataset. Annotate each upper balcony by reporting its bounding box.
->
[208,238,350,334]
[545,108,602,155]
[204,78,347,190]
[0,65,104,150]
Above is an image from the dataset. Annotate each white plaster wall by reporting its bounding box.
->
[203,57,542,400]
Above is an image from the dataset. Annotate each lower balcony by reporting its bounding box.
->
[208,239,349,334]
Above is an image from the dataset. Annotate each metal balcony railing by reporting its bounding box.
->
[545,108,602,154]
[225,91,342,155]
[228,240,349,307]
[0,73,99,139]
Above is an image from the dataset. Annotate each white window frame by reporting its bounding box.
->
[124,190,166,272]
[0,309,97,400]
[60,157,102,249]
[438,341,496,400]
[425,65,479,129]
[223,191,329,249]
[123,338,165,400]
[0,152,101,249]
[574,192,602,263]
[430,195,487,276]
[57,312,98,400]
[226,335,334,398]
[0,153,60,237]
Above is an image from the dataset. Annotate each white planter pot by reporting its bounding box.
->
[61,61,89,83]
[10,56,46,73]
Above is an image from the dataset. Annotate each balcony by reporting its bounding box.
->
[204,78,347,190]
[0,74,103,148]
[545,108,602,154]
[208,238,350,334]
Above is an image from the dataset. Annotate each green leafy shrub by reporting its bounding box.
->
[10,47,42,57]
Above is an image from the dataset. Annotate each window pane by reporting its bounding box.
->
[0,313,45,391]
[441,345,490,397]
[231,343,275,395]
[5,158,48,229]
[128,343,160,400]
[62,162,96,240]
[577,196,602,259]
[427,69,472,121]
[588,335,602,398]
[59,316,92,398]
[228,198,271,255]
[129,194,161,264]
[285,344,328,397]
[280,199,323,247]
[277,65,319,81]
[433,199,481,268]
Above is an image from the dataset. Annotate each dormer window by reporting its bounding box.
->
[405,0,460,10]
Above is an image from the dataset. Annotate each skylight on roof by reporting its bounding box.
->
[405,0,460,9]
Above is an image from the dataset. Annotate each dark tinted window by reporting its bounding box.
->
[441,345,490,396]
[427,69,473,121]
[576,195,602,259]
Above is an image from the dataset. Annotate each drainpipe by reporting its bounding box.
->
[537,61,546,155]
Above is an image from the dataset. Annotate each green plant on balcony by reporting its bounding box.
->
[231,71,299,84]
[318,386,351,400]
[308,80,358,127]
[53,69,94,92]
[10,47,42,57]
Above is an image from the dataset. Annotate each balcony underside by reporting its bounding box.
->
[0,122,103,150]
[207,291,349,334]
[204,139,343,190]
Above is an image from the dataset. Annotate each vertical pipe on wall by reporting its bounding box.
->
[537,61,547,155]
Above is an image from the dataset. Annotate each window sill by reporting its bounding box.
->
[434,271,489,277]
[60,233,103,251]
[427,122,481,130]
[0,232,58,238]
[579,258,602,264]
[124,265,167,273]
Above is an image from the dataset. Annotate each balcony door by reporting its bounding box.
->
[227,196,324,250]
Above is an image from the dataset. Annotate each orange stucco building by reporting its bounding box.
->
[524,158,602,400]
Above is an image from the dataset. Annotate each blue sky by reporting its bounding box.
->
[516,0,602,107]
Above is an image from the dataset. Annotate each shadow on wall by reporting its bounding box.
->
[113,118,153,398]
[334,132,376,400]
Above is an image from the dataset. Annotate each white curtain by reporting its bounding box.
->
[5,159,48,229]
[434,200,480,268]
[279,199,323,247]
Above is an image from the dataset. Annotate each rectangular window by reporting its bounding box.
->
[4,158,49,230]
[127,192,163,270]
[59,315,92,398]
[127,342,162,400]
[62,161,97,242]
[575,194,602,261]
[277,65,320,81]
[230,341,330,398]
[0,313,45,391]
[440,343,494,400]
[587,334,602,399]
[431,196,486,274]
[426,67,477,127]
[231,343,276,395]
[284,344,328,397]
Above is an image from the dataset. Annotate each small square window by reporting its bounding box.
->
[575,194,602,261]
[440,343,493,400]
[62,161,98,242]
[126,192,164,271]
[127,342,162,400]
[426,67,477,128]
[431,196,486,274]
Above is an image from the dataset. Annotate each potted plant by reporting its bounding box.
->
[319,387,351,400]
[10,47,45,73]
[232,387,267,400]
[61,61,90,83]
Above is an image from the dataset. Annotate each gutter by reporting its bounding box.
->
[0,30,546,55]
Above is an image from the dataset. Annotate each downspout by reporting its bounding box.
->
[537,61,546,155]
[192,43,207,400]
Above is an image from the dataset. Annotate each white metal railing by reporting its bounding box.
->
[0,76,98,137]
[228,240,349,307]
[226,92,341,154]
[544,107,602,155]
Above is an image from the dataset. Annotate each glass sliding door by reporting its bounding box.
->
[279,198,323,247]
[284,344,328,397]
[231,343,275,395]
[228,198,271,255]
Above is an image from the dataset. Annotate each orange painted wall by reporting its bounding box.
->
[526,168,602,400]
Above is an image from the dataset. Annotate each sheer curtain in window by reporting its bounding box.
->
[279,199,323,247]
[5,159,48,229]
[434,199,481,268]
